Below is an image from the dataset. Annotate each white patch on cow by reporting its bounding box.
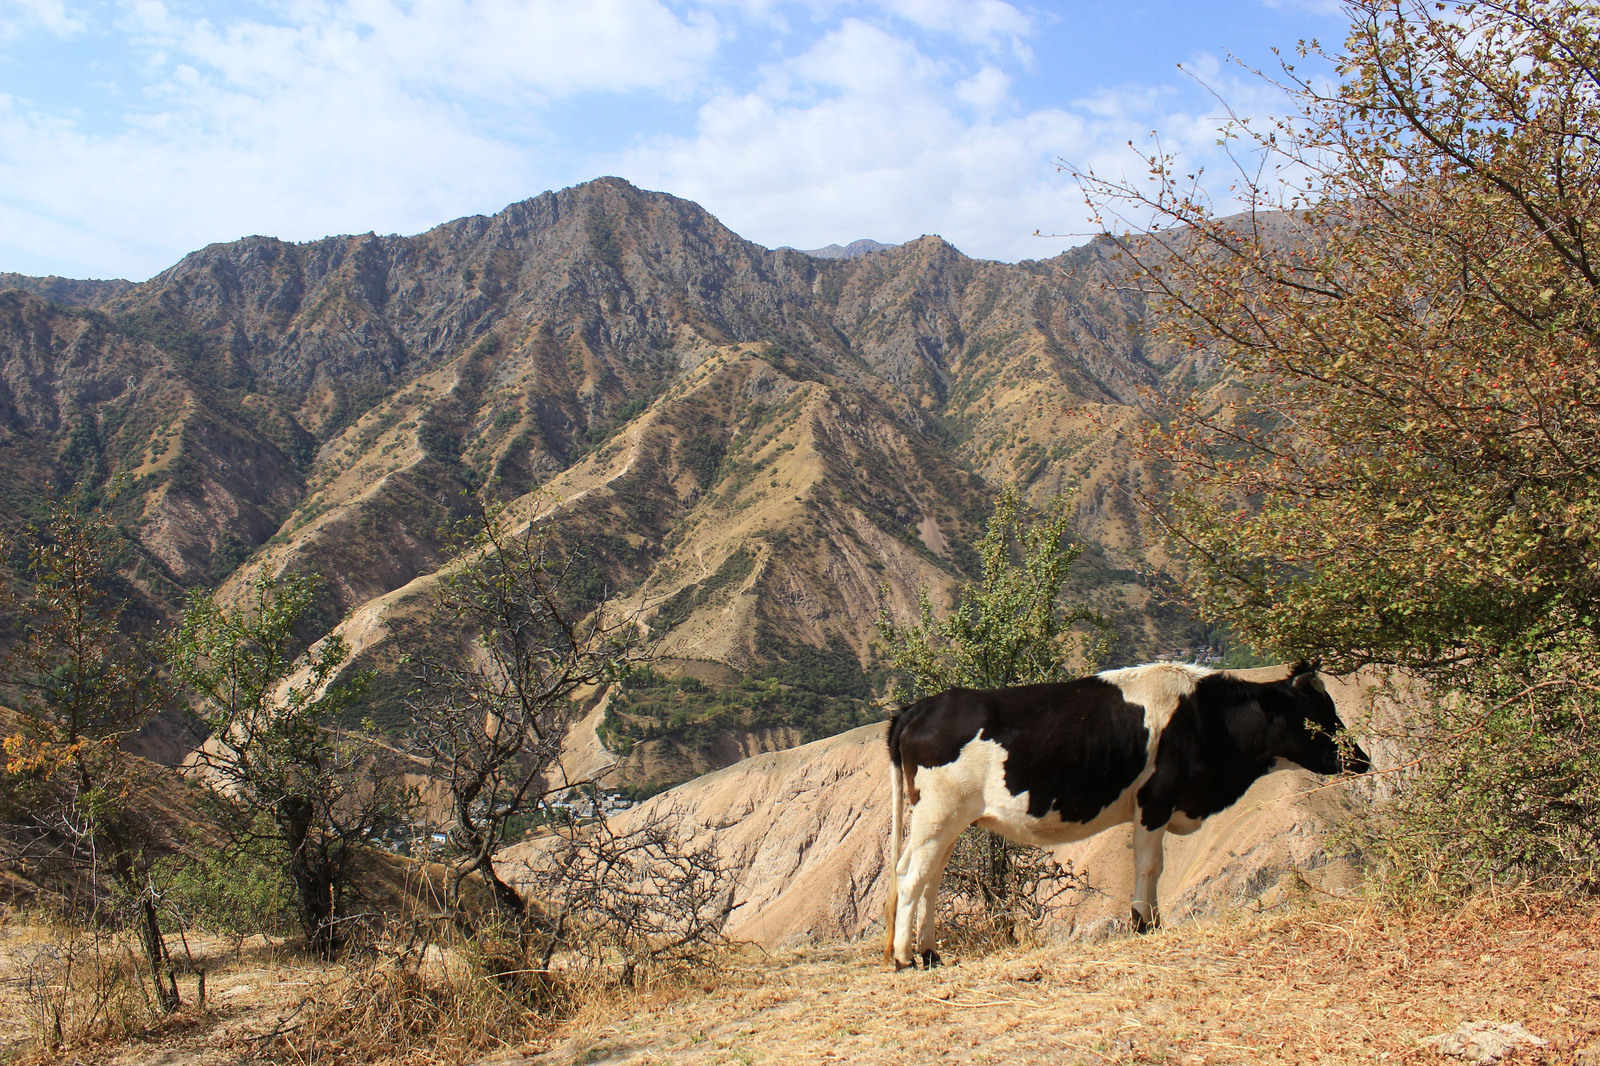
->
[914,735,1149,848]
[908,736,1004,832]
[1098,661,1211,740]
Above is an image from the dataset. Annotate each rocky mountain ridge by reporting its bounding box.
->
[792,239,900,259]
[1,176,1203,787]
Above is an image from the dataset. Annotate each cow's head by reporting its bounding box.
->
[1264,661,1371,775]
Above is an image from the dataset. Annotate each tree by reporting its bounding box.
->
[1078,0,1600,892]
[877,484,1107,698]
[169,572,413,955]
[0,503,180,1011]
[407,494,647,922]
[876,485,1105,940]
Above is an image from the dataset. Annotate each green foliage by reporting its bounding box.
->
[1364,633,1600,900]
[155,841,292,944]
[1,501,156,756]
[599,638,878,764]
[416,414,460,464]
[0,500,180,1010]
[1083,0,1600,894]
[678,431,726,488]
[167,572,412,954]
[876,484,1108,701]
[113,309,206,366]
[205,533,252,584]
[55,416,109,503]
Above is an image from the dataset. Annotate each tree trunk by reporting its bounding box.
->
[281,797,340,957]
[454,845,527,922]
[139,894,181,1013]
[986,834,1018,945]
[111,846,179,1013]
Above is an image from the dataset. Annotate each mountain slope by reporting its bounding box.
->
[1,177,1209,783]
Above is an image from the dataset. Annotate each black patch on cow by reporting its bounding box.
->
[889,679,1151,822]
[1136,672,1326,830]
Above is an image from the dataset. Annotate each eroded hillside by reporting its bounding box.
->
[1,177,1208,786]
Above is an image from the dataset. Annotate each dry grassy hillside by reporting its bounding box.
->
[5,897,1590,1065]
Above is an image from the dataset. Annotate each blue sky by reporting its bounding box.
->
[0,0,1349,280]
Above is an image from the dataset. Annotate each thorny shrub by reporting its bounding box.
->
[935,828,1086,955]
[268,813,739,1064]
[512,813,739,988]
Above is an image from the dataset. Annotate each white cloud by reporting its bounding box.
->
[954,65,1009,115]
[0,0,83,41]
[788,19,941,95]
[875,0,1030,45]
[0,0,723,277]
[613,23,1268,262]
[127,0,719,101]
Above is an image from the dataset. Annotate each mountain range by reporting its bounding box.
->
[0,176,1213,789]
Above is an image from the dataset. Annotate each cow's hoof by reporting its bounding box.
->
[893,958,914,972]
[1131,909,1160,934]
[919,949,942,969]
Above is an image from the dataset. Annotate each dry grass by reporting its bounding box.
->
[3,897,1595,1065]
[265,948,553,1065]
[0,924,343,1066]
[528,896,1600,1066]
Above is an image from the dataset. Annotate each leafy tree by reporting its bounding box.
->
[407,493,647,921]
[877,484,1107,699]
[169,573,413,955]
[0,503,180,1011]
[1078,0,1600,892]
[876,485,1106,940]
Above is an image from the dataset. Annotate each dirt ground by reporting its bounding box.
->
[2,899,1596,1066]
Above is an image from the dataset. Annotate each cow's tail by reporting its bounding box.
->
[883,703,908,966]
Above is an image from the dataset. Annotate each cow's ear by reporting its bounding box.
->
[1289,658,1321,685]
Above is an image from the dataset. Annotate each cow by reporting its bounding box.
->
[883,661,1369,969]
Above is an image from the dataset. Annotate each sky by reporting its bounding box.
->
[0,0,1350,281]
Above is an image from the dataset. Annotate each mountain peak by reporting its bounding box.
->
[793,238,899,259]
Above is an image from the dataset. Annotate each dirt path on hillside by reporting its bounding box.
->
[519,901,1599,1066]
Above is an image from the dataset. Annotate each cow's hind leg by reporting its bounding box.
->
[1130,820,1166,933]
[914,832,962,968]
[892,803,973,969]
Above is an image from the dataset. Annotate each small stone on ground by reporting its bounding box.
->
[1422,1021,1547,1064]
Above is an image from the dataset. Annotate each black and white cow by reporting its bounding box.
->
[883,661,1369,969]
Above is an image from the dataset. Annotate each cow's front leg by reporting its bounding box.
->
[1130,820,1166,933]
